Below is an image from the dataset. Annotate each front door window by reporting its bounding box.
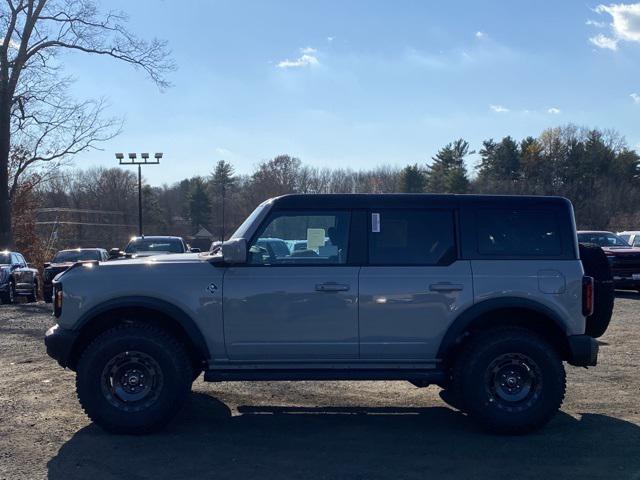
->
[248,211,351,265]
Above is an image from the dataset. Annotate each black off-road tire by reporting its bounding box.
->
[438,388,466,412]
[450,327,566,435]
[579,243,614,338]
[76,323,193,434]
[27,281,38,303]
[2,280,16,304]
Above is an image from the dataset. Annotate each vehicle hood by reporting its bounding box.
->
[128,251,175,258]
[47,262,75,268]
[109,252,204,265]
[600,246,640,255]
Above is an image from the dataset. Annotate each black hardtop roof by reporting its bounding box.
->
[271,193,572,210]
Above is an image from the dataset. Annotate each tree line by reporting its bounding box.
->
[25,124,640,260]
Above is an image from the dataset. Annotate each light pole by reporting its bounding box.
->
[115,152,162,237]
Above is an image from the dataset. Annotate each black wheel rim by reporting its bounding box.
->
[485,353,542,412]
[101,350,164,412]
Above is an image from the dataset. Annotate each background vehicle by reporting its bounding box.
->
[46,194,604,435]
[617,231,640,247]
[578,230,640,292]
[43,249,109,303]
[123,236,188,258]
[0,251,39,304]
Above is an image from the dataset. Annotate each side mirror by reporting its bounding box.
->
[222,238,247,264]
[190,247,201,253]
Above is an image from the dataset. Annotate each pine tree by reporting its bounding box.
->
[188,178,211,229]
[399,164,425,193]
[426,138,470,193]
[210,160,236,240]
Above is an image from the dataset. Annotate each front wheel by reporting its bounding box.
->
[27,281,38,303]
[76,323,193,434]
[451,327,566,434]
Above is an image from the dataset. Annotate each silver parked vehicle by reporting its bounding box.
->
[45,194,605,434]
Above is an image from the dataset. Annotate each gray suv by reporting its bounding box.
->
[45,194,602,434]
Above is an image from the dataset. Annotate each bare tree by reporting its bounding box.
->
[0,0,174,247]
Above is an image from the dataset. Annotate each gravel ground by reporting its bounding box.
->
[0,295,639,480]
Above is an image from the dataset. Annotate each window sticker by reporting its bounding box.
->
[306,228,326,251]
[372,213,381,233]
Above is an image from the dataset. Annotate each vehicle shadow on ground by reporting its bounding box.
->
[47,392,640,480]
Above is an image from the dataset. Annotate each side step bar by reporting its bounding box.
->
[204,369,446,384]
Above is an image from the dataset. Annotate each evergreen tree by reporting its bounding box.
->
[210,160,237,240]
[426,138,470,193]
[188,177,211,229]
[477,136,520,189]
[399,164,425,193]
[142,185,166,233]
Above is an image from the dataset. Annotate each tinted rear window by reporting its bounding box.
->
[125,239,184,253]
[369,210,456,265]
[53,250,101,263]
[476,209,562,257]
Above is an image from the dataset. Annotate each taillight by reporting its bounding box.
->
[53,284,63,317]
[582,276,594,317]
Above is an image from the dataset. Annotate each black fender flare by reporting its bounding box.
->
[74,296,210,360]
[437,297,569,359]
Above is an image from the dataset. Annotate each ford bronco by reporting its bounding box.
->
[45,194,607,434]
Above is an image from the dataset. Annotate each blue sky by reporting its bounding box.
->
[63,0,640,185]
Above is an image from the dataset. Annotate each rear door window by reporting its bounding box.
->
[476,209,562,257]
[368,210,456,265]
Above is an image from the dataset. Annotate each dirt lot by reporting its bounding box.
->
[1,296,639,480]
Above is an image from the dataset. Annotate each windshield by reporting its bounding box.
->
[53,250,101,263]
[0,253,10,265]
[125,238,184,253]
[231,202,269,239]
[578,233,630,247]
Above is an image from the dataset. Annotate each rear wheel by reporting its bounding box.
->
[76,323,193,434]
[451,327,566,434]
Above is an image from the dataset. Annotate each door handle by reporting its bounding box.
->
[429,282,464,292]
[316,282,350,292]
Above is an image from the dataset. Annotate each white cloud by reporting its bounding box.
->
[631,92,640,103]
[490,104,509,113]
[589,33,619,50]
[327,36,335,42]
[277,47,319,68]
[590,3,640,49]
[586,19,606,27]
[215,147,231,156]
[547,107,561,114]
[475,31,487,39]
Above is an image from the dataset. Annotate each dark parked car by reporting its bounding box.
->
[43,248,109,302]
[577,230,640,292]
[123,236,188,258]
[0,251,40,304]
